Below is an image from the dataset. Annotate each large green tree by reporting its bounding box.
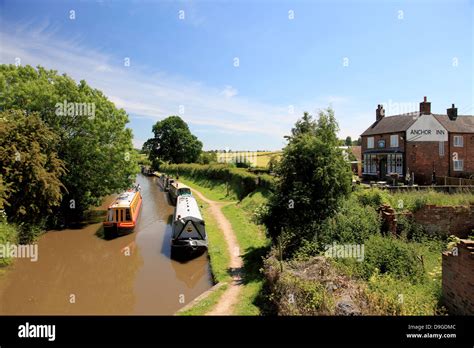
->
[0,110,65,225]
[143,116,202,165]
[262,109,352,256]
[0,65,139,223]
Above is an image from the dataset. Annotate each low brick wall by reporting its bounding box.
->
[413,205,474,238]
[442,239,474,315]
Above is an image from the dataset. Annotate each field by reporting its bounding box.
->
[216,151,281,168]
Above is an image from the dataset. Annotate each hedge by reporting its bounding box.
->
[160,163,274,200]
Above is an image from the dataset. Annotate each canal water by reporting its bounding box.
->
[0,174,213,314]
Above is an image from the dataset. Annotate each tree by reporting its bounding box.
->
[0,65,139,223]
[345,136,352,146]
[144,116,202,165]
[261,108,352,257]
[197,151,217,165]
[0,110,66,236]
[267,155,279,172]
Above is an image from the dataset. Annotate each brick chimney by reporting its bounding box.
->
[376,104,385,122]
[419,96,431,115]
[447,103,458,121]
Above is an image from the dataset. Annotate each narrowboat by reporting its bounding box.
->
[103,186,142,239]
[171,195,207,253]
[168,181,192,205]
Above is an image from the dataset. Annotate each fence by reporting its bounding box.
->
[436,176,474,186]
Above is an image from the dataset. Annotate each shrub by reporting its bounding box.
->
[316,197,381,246]
[353,188,390,208]
[396,215,430,242]
[358,234,425,283]
[0,222,19,266]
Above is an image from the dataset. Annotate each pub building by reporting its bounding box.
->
[361,97,474,185]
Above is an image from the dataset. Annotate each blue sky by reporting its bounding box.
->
[0,0,472,150]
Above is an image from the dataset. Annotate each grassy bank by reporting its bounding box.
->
[173,175,271,315]
[221,189,271,315]
[0,222,19,272]
[178,192,232,316]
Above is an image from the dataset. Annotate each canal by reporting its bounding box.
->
[0,174,213,314]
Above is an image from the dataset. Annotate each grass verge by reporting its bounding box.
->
[174,176,271,315]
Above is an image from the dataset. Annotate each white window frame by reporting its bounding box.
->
[367,137,374,149]
[453,159,464,171]
[439,141,445,157]
[363,154,377,174]
[390,135,399,148]
[387,154,403,175]
[453,135,464,147]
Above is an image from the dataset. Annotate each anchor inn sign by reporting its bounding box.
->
[361,97,474,185]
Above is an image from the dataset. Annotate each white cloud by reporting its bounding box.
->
[220,85,238,98]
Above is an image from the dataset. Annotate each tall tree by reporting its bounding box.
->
[0,110,66,226]
[262,108,352,256]
[345,136,352,146]
[144,116,202,165]
[0,65,139,222]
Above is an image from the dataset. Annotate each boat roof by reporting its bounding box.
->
[170,181,191,190]
[175,195,202,221]
[109,190,140,208]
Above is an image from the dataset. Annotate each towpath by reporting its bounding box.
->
[190,188,243,315]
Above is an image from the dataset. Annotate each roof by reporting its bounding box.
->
[175,196,203,221]
[170,181,191,190]
[110,190,140,208]
[361,113,474,136]
[361,113,418,136]
[433,114,474,133]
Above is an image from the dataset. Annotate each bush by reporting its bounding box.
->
[317,197,381,245]
[293,197,381,259]
[358,234,425,283]
[0,222,19,266]
[396,215,430,242]
[353,188,390,208]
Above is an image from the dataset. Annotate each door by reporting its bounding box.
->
[379,157,387,180]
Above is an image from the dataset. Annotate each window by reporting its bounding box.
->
[363,154,377,174]
[378,139,386,148]
[125,209,131,221]
[107,209,114,222]
[115,209,119,222]
[390,135,399,148]
[453,135,464,147]
[367,137,374,149]
[453,159,464,171]
[387,154,403,175]
[439,142,445,157]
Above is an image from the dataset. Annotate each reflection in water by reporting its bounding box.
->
[0,174,212,314]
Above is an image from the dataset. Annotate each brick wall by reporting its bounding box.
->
[413,205,474,238]
[405,142,449,185]
[450,133,474,178]
[442,239,474,315]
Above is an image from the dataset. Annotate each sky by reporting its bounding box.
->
[0,0,472,150]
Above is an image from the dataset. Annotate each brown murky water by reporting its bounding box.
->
[0,174,213,314]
